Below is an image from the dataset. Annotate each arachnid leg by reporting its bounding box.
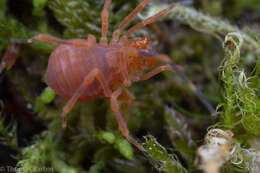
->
[100,0,111,45]
[0,44,20,73]
[106,49,131,86]
[110,87,144,151]
[132,65,178,81]
[62,68,112,128]
[114,47,139,87]
[111,0,151,43]
[118,47,136,86]
[121,3,176,41]
[13,34,96,48]
[133,54,216,115]
[119,89,135,120]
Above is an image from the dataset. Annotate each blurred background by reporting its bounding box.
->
[0,0,259,173]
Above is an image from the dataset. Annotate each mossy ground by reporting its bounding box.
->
[0,0,260,173]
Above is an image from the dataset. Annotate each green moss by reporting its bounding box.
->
[0,0,6,20]
[32,0,49,17]
[115,137,133,159]
[219,32,260,136]
[226,0,260,17]
[1,0,260,172]
[98,131,115,144]
[34,87,57,125]
[143,4,260,56]
[18,131,84,173]
[48,0,139,39]
[143,135,188,173]
[39,87,56,104]
[88,161,105,173]
[0,113,18,149]
[163,107,196,165]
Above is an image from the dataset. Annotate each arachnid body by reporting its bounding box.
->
[27,0,175,151]
[1,0,215,151]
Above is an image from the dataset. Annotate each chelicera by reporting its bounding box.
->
[2,0,216,151]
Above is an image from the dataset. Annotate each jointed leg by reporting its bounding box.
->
[62,68,111,128]
[117,47,138,86]
[119,89,135,120]
[119,49,131,86]
[122,3,176,41]
[100,0,112,45]
[111,0,151,43]
[132,65,178,82]
[105,49,131,86]
[110,87,144,151]
[132,53,216,115]
[169,62,216,115]
[13,34,96,48]
[0,44,20,73]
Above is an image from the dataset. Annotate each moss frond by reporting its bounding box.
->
[0,110,18,149]
[17,131,84,173]
[219,32,260,136]
[142,4,259,56]
[48,0,139,39]
[143,135,188,173]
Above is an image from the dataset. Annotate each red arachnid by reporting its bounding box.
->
[1,0,215,151]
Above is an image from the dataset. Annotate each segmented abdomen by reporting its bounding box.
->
[45,44,110,102]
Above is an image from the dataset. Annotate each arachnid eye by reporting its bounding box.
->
[126,37,152,50]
